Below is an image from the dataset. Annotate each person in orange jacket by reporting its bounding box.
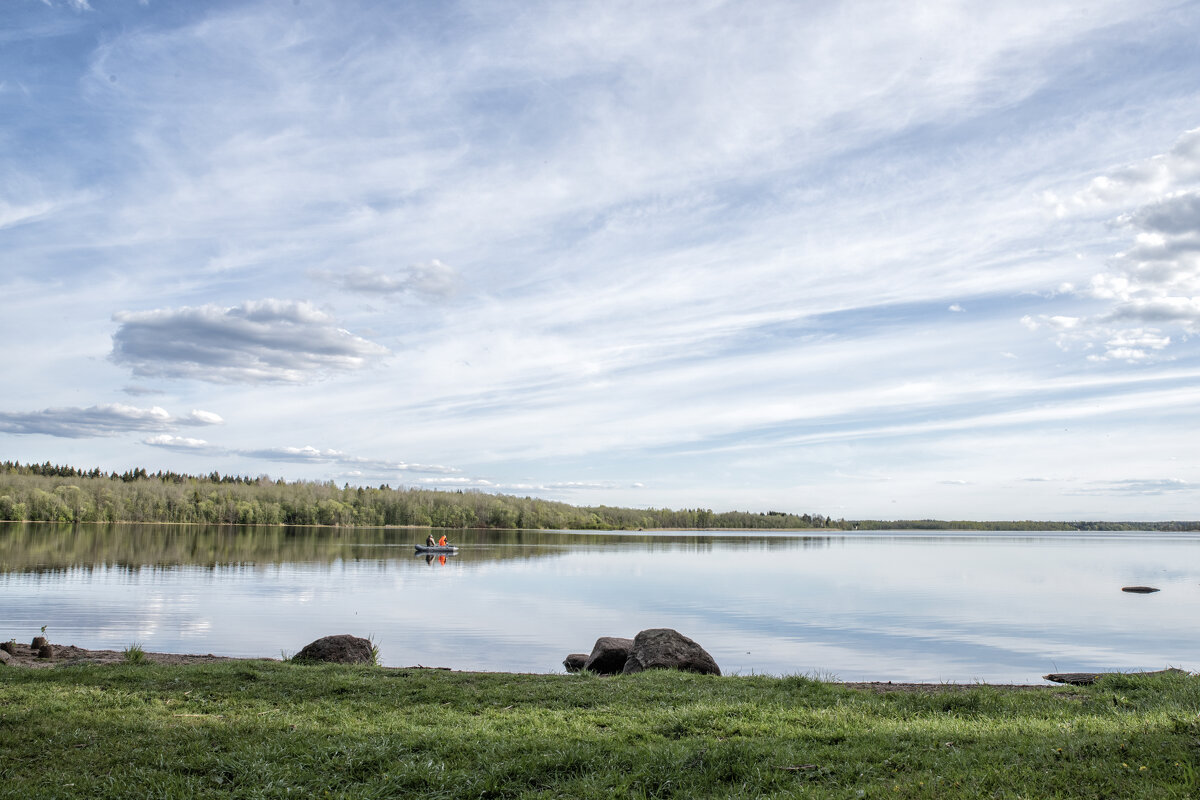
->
[437,534,447,546]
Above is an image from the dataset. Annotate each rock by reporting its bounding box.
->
[563,653,588,673]
[31,636,48,649]
[293,634,375,665]
[622,628,721,676]
[0,649,10,666]
[1121,586,1160,593]
[1045,668,1186,685]
[0,641,15,655]
[37,644,53,659]
[584,637,634,675]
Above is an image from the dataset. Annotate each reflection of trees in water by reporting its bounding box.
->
[0,522,832,574]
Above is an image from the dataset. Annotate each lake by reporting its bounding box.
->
[1,523,1196,683]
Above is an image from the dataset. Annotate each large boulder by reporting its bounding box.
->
[563,653,588,673]
[622,628,720,676]
[293,634,375,665]
[584,636,634,675]
[0,649,10,666]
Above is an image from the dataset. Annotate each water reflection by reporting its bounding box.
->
[1,522,1197,683]
[0,522,832,573]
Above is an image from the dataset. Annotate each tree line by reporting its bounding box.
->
[2,461,1193,531]
[0,461,835,530]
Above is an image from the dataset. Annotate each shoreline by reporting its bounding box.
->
[1,641,1060,692]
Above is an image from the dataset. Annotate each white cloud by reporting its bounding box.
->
[235,445,459,475]
[139,437,462,475]
[144,434,212,450]
[315,261,461,299]
[110,300,389,383]
[1067,478,1195,496]
[184,409,225,425]
[1047,128,1200,214]
[1031,131,1200,362]
[0,404,222,438]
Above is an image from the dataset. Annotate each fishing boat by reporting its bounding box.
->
[414,544,459,554]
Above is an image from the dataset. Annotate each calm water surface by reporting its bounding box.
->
[1,523,1197,683]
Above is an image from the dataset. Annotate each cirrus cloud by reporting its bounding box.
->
[110,300,389,383]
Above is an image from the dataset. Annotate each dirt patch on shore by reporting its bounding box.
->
[0,641,246,668]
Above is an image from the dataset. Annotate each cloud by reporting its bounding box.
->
[36,0,92,10]
[184,409,225,425]
[143,434,213,451]
[1125,192,1200,236]
[1067,478,1195,496]
[121,385,165,396]
[411,476,642,493]
[1047,127,1200,214]
[1030,131,1200,361]
[111,300,389,383]
[0,199,57,230]
[0,404,222,438]
[314,261,461,299]
[141,439,461,475]
[948,304,964,312]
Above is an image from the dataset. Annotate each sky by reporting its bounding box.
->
[2,0,1199,521]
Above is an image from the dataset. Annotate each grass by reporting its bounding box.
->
[121,643,146,664]
[1,663,1199,798]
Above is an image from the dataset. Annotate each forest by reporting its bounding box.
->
[0,461,836,530]
[1,461,1194,531]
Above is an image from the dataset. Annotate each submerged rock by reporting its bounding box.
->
[622,628,720,676]
[584,637,634,674]
[563,653,588,673]
[293,634,375,665]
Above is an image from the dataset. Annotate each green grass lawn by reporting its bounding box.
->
[2,662,1198,798]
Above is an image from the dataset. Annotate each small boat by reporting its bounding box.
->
[414,544,459,554]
